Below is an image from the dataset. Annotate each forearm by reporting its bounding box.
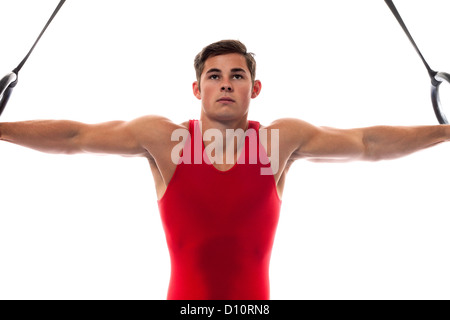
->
[0,120,83,154]
[362,125,450,161]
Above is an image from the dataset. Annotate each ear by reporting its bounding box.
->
[251,80,262,99]
[192,81,202,100]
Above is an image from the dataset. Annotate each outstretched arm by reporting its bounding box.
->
[0,115,169,157]
[277,118,450,162]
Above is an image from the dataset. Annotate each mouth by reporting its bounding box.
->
[217,97,235,103]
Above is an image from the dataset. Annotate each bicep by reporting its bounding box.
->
[76,117,154,157]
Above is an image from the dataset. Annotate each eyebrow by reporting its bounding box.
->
[205,68,247,74]
[231,68,247,73]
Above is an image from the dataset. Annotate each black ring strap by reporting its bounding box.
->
[0,0,66,117]
[13,0,66,75]
[384,0,438,83]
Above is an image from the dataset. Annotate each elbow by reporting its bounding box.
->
[361,145,378,162]
[361,138,397,162]
[363,153,383,162]
[361,134,381,162]
[61,128,84,154]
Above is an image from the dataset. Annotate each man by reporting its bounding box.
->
[1,40,449,299]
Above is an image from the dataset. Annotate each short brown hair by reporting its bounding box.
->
[194,40,256,90]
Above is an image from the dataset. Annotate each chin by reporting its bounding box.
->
[202,105,248,120]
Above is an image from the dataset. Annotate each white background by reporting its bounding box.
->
[0,0,450,300]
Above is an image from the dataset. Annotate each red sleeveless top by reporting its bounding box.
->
[158,120,281,300]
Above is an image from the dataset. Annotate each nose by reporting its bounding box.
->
[221,85,233,92]
[221,79,233,92]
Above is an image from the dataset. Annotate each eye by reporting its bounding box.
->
[233,74,244,80]
[209,74,220,80]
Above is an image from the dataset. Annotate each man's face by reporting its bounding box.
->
[193,53,261,122]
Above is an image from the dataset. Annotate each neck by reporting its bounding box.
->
[199,114,249,133]
[198,114,250,166]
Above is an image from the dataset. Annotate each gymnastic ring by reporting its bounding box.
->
[431,71,450,125]
[0,72,18,117]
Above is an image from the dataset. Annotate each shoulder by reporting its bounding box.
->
[125,116,190,159]
[261,118,319,142]
[256,118,321,161]
[127,115,188,135]
[262,117,314,129]
[122,116,190,154]
[129,115,186,128]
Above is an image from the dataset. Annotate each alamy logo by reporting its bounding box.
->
[170,123,279,175]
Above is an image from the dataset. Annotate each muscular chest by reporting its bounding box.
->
[148,127,292,200]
